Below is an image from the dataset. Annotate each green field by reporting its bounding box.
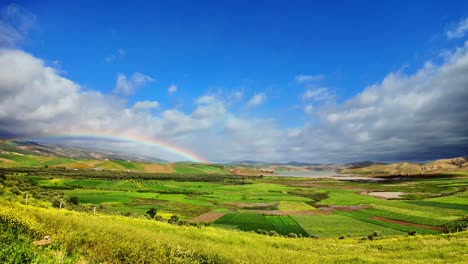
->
[1,165,467,262]
[292,214,405,237]
[213,213,307,235]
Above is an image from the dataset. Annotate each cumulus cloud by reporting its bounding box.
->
[132,100,160,110]
[294,74,324,83]
[286,42,468,162]
[0,49,281,161]
[0,3,36,47]
[168,84,177,94]
[447,18,468,39]
[247,93,266,107]
[1,43,468,162]
[114,72,154,95]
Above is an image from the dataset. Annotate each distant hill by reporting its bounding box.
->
[340,157,468,175]
[0,139,166,162]
[0,139,235,175]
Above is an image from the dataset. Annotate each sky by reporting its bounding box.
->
[0,1,468,163]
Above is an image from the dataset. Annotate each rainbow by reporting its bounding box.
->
[27,132,208,163]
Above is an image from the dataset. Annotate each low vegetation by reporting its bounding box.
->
[0,153,467,263]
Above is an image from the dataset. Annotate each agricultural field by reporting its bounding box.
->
[0,164,467,263]
[1,166,466,239]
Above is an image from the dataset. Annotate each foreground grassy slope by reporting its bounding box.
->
[1,201,467,264]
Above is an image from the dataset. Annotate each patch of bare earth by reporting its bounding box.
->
[367,192,406,199]
[0,158,13,163]
[143,164,175,173]
[371,216,443,231]
[189,212,226,223]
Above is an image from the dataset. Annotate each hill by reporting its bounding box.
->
[340,157,468,175]
[1,201,467,263]
[0,139,166,162]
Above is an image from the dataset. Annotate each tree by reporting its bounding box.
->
[146,208,157,219]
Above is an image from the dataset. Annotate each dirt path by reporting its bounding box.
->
[371,216,443,231]
[189,212,226,223]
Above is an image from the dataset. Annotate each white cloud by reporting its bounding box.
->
[133,100,159,110]
[294,74,324,84]
[302,87,332,101]
[114,72,154,95]
[0,4,36,47]
[247,93,266,107]
[231,90,243,100]
[304,105,314,114]
[447,18,468,39]
[1,44,468,162]
[168,84,177,94]
[287,42,468,162]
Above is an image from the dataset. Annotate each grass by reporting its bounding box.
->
[1,164,467,261]
[278,201,316,211]
[334,210,439,234]
[264,215,308,235]
[292,214,405,237]
[363,209,445,226]
[1,201,467,263]
[214,213,307,235]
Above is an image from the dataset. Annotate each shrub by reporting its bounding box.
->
[10,187,21,195]
[146,208,157,219]
[268,231,279,237]
[408,230,417,236]
[69,196,79,205]
[339,236,344,240]
[168,215,179,224]
[288,233,298,238]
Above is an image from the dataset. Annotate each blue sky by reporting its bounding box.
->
[1,1,468,162]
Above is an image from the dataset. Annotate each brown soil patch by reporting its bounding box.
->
[371,216,443,231]
[0,158,13,163]
[367,192,406,199]
[143,164,175,173]
[189,212,226,223]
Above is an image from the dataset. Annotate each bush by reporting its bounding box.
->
[443,216,468,233]
[146,208,157,219]
[10,187,21,195]
[408,230,417,236]
[168,215,179,224]
[69,196,79,205]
